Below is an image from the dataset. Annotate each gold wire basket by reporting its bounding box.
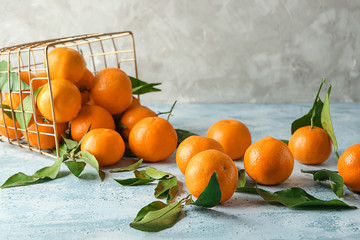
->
[0,31,138,158]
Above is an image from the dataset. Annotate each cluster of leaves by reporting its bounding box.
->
[236,169,355,209]
[0,136,104,188]
[112,159,223,232]
[291,78,339,158]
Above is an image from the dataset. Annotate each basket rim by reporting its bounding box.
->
[0,31,134,53]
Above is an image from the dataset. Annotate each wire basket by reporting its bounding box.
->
[0,31,138,158]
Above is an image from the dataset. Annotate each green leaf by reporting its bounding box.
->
[280,139,289,145]
[0,61,30,92]
[64,138,78,150]
[76,151,105,181]
[130,200,182,232]
[65,161,86,177]
[145,167,171,180]
[1,105,13,119]
[0,172,38,188]
[134,169,152,179]
[58,142,69,157]
[191,172,222,208]
[237,169,246,189]
[133,201,167,222]
[291,98,323,134]
[1,156,63,188]
[175,129,198,146]
[129,76,161,95]
[154,177,179,202]
[237,186,356,209]
[114,178,155,186]
[32,156,63,179]
[110,159,143,173]
[320,80,339,158]
[301,169,344,198]
[15,87,42,129]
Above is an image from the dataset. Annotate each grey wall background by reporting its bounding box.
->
[0,0,359,103]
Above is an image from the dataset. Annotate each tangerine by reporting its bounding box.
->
[176,135,225,174]
[70,105,115,142]
[90,68,132,115]
[129,117,177,162]
[244,136,294,185]
[37,78,81,123]
[337,143,360,192]
[24,115,67,149]
[81,128,125,167]
[46,47,86,84]
[288,126,332,165]
[206,119,251,159]
[185,149,238,203]
[119,106,157,140]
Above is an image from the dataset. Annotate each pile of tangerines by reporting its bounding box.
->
[0,47,359,204]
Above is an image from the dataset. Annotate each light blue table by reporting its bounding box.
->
[1,103,359,240]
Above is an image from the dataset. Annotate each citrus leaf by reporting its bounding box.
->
[0,156,64,188]
[191,172,222,208]
[15,87,42,129]
[1,105,13,119]
[65,161,86,177]
[280,139,289,145]
[0,172,38,188]
[76,151,105,181]
[320,80,339,158]
[154,177,178,202]
[114,178,155,186]
[133,201,167,222]
[175,129,198,146]
[291,98,323,134]
[301,169,344,198]
[0,61,30,92]
[110,159,143,173]
[237,186,356,209]
[64,138,78,150]
[130,200,182,232]
[237,169,246,189]
[57,142,69,157]
[129,76,161,95]
[134,169,152,179]
[145,167,171,180]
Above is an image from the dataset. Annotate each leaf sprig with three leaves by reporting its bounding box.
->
[1,137,104,188]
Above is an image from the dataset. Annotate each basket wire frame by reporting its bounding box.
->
[0,31,138,158]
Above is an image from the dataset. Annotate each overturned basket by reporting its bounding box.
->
[0,31,138,158]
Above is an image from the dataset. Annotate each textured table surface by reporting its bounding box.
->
[0,103,359,240]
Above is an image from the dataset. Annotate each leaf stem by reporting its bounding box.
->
[157,100,177,121]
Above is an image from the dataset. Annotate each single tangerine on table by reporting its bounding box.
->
[119,106,157,140]
[46,47,86,84]
[244,136,294,185]
[206,119,251,160]
[176,135,225,174]
[37,78,82,123]
[24,115,68,150]
[81,128,125,167]
[185,149,238,203]
[337,143,360,192]
[288,126,332,165]
[129,117,178,162]
[91,68,132,115]
[70,105,115,142]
